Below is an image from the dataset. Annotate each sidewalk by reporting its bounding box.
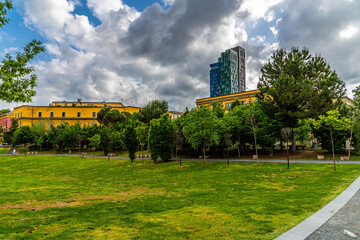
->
[275,176,360,240]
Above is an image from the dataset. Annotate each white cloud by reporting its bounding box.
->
[339,25,358,39]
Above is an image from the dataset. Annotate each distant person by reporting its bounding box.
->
[12,149,15,155]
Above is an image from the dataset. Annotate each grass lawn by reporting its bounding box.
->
[0,155,359,239]
[0,148,9,154]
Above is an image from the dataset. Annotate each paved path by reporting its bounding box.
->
[7,153,360,165]
[275,176,360,240]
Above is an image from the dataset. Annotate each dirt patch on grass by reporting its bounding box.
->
[0,187,166,212]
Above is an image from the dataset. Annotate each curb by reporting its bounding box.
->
[275,176,360,240]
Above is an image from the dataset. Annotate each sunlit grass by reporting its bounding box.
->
[0,155,359,239]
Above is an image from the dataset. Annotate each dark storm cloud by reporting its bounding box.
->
[274,0,360,92]
[124,0,243,64]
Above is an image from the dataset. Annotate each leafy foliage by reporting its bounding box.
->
[182,106,219,161]
[123,120,139,162]
[12,126,33,146]
[138,100,168,125]
[148,114,175,162]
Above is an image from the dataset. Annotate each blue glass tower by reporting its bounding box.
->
[210,47,244,97]
[210,62,221,97]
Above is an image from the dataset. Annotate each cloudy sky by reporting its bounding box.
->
[0,0,359,111]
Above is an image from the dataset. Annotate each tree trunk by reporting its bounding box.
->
[227,144,229,165]
[280,138,283,152]
[93,149,95,159]
[349,126,353,157]
[175,146,178,162]
[180,147,182,166]
[292,130,297,154]
[237,143,241,159]
[330,130,336,171]
[203,146,206,165]
[286,140,289,169]
[253,127,259,163]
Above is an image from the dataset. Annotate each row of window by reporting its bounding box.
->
[15,112,97,118]
[37,112,97,118]
[225,99,258,108]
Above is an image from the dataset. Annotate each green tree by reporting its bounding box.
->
[138,100,168,125]
[89,134,101,159]
[3,118,18,143]
[37,135,44,152]
[123,120,140,162]
[258,47,346,153]
[100,127,112,156]
[0,109,10,114]
[313,110,351,171]
[182,106,219,164]
[136,122,148,151]
[148,114,175,162]
[97,107,111,126]
[0,1,45,102]
[12,126,33,146]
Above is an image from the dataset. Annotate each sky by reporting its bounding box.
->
[0,0,359,111]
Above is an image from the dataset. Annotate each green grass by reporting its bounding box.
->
[0,148,9,154]
[0,155,359,239]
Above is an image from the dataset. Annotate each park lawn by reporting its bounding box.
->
[0,156,359,239]
[0,148,9,154]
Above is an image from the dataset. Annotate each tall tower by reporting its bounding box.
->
[209,46,246,97]
[220,49,239,96]
[231,46,246,92]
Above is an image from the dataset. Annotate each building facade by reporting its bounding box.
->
[0,113,13,132]
[197,89,259,109]
[210,46,246,97]
[12,100,140,128]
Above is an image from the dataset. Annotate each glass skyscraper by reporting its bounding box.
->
[210,46,246,97]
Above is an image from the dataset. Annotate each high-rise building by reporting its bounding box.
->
[231,46,246,92]
[210,46,246,97]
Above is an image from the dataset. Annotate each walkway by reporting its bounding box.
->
[275,176,360,240]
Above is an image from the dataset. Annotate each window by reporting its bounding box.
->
[77,112,81,117]
[50,112,54,118]
[92,112,96,118]
[20,112,22,117]
[225,103,231,108]
[241,100,246,105]
[62,112,66,117]
[38,112,42,117]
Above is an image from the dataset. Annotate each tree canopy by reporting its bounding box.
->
[257,47,346,124]
[0,0,44,102]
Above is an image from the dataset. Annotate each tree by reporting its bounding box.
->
[0,0,45,102]
[12,126,33,146]
[350,86,360,156]
[0,109,10,114]
[258,47,346,153]
[100,127,112,156]
[136,122,148,151]
[3,118,18,143]
[182,106,219,164]
[88,134,101,159]
[223,105,252,158]
[123,120,140,162]
[148,114,175,162]
[138,100,168,125]
[37,135,44,152]
[0,0,12,28]
[313,110,351,171]
[281,127,291,168]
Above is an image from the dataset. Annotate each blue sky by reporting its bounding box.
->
[0,0,359,111]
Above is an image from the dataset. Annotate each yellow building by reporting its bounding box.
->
[196,89,259,109]
[12,100,140,127]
